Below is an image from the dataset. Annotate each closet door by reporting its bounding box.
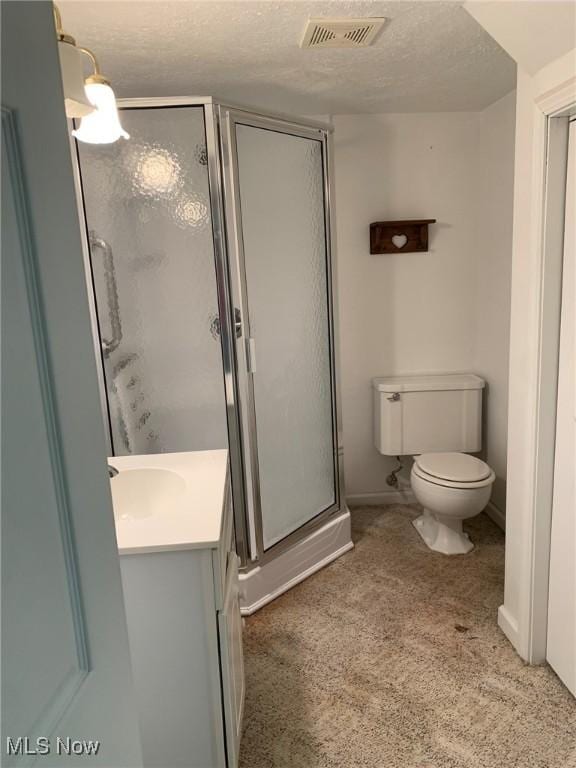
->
[546,119,575,696]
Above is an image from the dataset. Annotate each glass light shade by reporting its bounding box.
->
[72,83,130,145]
[58,41,95,118]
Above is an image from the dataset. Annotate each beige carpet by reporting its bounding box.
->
[239,505,576,768]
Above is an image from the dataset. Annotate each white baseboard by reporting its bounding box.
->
[239,510,353,615]
[485,501,506,531]
[346,487,416,506]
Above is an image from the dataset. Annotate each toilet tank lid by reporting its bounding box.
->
[372,374,485,393]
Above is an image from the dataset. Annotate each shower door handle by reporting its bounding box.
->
[246,338,257,374]
[90,231,122,358]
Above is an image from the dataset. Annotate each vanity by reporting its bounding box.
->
[110,450,244,768]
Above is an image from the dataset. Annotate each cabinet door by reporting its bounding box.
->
[218,554,245,768]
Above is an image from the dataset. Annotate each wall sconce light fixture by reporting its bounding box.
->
[53,4,95,118]
[72,47,130,144]
[54,3,129,144]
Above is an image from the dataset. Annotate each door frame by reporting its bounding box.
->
[546,116,575,692]
[499,72,576,663]
[219,106,343,566]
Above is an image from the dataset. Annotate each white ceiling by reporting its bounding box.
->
[58,0,516,114]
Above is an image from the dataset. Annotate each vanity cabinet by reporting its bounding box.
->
[112,450,244,768]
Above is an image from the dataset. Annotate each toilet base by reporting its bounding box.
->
[412,510,474,555]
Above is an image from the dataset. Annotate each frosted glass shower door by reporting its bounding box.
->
[76,106,228,457]
[229,116,339,551]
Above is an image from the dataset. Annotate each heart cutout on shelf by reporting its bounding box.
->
[392,234,408,249]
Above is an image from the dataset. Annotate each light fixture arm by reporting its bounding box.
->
[53,4,63,34]
[53,3,75,44]
[78,47,111,86]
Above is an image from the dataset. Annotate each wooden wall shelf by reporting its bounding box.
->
[370,219,436,254]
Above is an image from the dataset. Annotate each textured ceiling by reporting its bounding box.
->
[58,0,516,114]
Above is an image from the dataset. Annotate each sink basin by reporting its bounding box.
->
[111,468,187,521]
[108,450,229,553]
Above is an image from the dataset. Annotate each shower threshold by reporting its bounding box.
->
[239,506,353,615]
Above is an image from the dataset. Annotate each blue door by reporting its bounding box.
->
[1,3,142,765]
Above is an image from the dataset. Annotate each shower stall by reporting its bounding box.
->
[73,97,351,612]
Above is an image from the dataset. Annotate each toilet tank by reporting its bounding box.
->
[373,374,485,456]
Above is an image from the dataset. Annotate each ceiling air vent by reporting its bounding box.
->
[300,17,387,49]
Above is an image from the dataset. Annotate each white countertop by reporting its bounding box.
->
[109,450,229,555]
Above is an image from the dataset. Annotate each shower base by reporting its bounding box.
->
[239,507,353,615]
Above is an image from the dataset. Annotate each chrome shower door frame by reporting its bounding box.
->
[203,102,252,564]
[218,105,343,567]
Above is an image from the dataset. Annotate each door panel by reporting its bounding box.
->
[226,115,339,553]
[546,120,576,696]
[1,3,142,765]
[2,108,91,753]
[76,106,228,457]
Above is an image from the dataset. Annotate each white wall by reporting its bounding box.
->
[474,91,517,514]
[333,101,516,503]
[465,1,576,76]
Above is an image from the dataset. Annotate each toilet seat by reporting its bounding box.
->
[413,453,495,490]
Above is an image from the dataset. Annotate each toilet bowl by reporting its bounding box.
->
[410,452,495,555]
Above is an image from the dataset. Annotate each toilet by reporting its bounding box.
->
[373,373,495,555]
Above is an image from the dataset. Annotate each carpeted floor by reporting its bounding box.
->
[238,505,576,768]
